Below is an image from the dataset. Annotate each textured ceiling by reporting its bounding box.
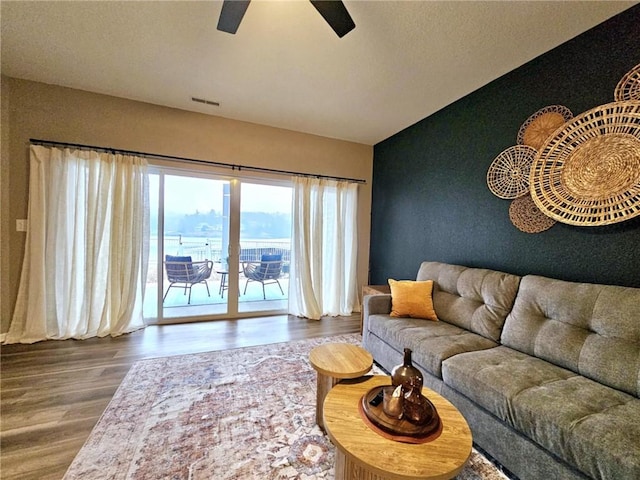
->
[1,1,636,145]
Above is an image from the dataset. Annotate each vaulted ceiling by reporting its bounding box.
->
[1,1,636,145]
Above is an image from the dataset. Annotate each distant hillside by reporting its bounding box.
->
[151,209,291,239]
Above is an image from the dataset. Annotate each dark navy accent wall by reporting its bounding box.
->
[370,6,640,288]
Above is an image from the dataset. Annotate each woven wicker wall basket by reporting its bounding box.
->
[487,145,537,199]
[509,194,556,233]
[530,101,640,226]
[614,63,640,102]
[517,105,573,151]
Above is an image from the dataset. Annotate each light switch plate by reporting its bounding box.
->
[16,219,27,232]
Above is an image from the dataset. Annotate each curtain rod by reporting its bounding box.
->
[29,138,366,184]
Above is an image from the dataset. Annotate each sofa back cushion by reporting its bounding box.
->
[416,262,521,342]
[501,275,640,397]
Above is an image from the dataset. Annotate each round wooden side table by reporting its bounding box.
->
[324,375,472,480]
[309,343,373,430]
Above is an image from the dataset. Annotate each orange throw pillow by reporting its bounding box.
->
[388,279,438,321]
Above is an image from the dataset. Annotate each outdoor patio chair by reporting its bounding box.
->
[242,254,285,300]
[163,255,213,304]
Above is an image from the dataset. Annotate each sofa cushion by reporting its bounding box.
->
[388,279,438,321]
[416,261,521,342]
[367,313,497,378]
[443,346,640,480]
[501,275,640,397]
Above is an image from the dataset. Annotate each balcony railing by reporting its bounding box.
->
[161,236,291,263]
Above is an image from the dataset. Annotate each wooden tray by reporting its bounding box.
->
[358,385,441,444]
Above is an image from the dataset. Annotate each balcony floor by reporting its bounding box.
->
[144,276,289,321]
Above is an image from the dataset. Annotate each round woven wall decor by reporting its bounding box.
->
[615,63,640,101]
[517,105,573,150]
[530,101,640,226]
[509,193,556,233]
[487,145,537,199]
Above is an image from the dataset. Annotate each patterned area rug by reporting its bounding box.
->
[63,334,510,479]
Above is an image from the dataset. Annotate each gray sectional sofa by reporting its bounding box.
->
[362,261,640,480]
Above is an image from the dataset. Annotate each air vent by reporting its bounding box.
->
[191,97,220,107]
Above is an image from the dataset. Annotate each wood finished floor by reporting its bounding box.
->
[0,314,360,480]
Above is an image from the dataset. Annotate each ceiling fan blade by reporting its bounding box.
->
[309,1,355,38]
[217,0,251,34]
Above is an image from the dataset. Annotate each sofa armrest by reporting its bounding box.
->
[363,294,392,317]
[362,294,392,336]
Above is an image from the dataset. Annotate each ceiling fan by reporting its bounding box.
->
[217,0,355,38]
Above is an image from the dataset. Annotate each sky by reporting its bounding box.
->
[157,175,292,215]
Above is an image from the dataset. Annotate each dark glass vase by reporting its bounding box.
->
[403,386,432,425]
[391,348,423,391]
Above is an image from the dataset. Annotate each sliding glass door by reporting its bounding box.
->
[238,182,292,314]
[143,168,292,323]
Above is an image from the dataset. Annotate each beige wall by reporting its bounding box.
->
[0,76,373,332]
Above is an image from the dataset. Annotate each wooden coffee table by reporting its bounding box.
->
[324,375,472,480]
[309,343,373,430]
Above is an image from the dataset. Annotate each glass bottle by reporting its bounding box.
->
[403,385,430,424]
[391,348,423,391]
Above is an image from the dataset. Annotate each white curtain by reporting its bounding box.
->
[288,177,359,320]
[5,145,149,344]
